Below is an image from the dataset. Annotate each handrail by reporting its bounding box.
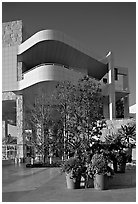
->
[23,63,70,75]
[22,63,86,77]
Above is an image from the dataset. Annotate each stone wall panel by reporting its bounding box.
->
[2,20,22,47]
[2,92,16,100]
[16,95,24,158]
[17,62,23,81]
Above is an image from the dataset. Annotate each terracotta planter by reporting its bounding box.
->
[66,173,75,189]
[65,173,81,189]
[94,174,108,190]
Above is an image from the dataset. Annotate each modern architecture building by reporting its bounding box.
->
[2,20,130,160]
[129,104,136,118]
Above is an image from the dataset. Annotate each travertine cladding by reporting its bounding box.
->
[16,95,24,158]
[17,62,23,81]
[2,20,23,88]
[2,92,16,100]
[2,20,22,47]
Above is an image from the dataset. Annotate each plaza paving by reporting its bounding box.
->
[2,163,136,202]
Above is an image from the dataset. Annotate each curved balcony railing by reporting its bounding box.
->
[23,62,71,75]
[18,63,84,90]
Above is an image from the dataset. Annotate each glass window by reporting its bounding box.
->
[114,68,118,80]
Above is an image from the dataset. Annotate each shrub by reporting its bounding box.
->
[91,153,108,175]
[115,150,127,164]
[87,153,114,178]
[61,157,85,179]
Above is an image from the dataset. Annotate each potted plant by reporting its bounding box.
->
[114,150,127,173]
[118,121,136,163]
[108,135,128,173]
[90,153,113,190]
[104,130,127,173]
[61,157,83,189]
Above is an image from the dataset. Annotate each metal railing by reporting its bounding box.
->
[23,63,70,75]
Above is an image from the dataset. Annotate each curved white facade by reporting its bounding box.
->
[17,30,108,80]
[3,29,108,92]
[18,64,84,90]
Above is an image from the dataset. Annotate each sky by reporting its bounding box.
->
[2,2,136,106]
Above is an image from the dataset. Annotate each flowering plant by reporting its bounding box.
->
[88,153,113,176]
[91,153,108,175]
[61,157,84,179]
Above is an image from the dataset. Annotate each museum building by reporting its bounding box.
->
[2,20,130,160]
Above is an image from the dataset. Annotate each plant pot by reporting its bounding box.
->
[66,173,75,189]
[118,162,126,173]
[65,173,81,189]
[94,174,108,190]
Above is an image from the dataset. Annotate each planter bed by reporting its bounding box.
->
[108,170,136,187]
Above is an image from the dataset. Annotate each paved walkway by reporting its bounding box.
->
[2,164,136,202]
[2,164,60,201]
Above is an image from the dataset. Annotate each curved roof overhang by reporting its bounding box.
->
[17,30,108,80]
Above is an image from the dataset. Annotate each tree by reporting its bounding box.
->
[25,88,53,162]
[25,76,105,161]
[50,80,76,158]
[48,120,64,158]
[51,76,104,159]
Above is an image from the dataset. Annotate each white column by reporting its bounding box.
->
[106,52,116,120]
